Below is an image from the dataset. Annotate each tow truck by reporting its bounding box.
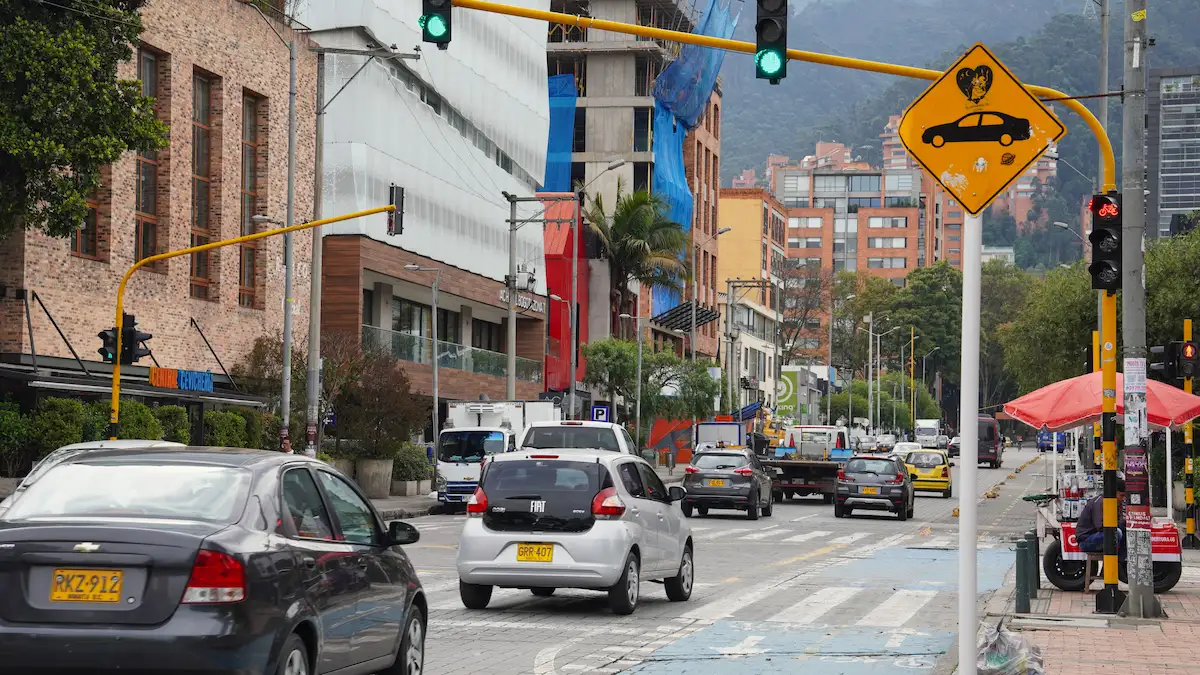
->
[763,425,854,504]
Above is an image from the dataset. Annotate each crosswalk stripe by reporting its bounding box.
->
[831,532,870,545]
[687,526,713,533]
[782,530,831,543]
[682,546,843,620]
[790,514,818,522]
[740,527,787,540]
[696,528,751,539]
[855,589,938,627]
[767,586,862,624]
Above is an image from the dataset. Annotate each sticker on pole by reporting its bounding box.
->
[898,43,1067,216]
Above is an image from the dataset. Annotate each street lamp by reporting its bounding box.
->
[827,292,854,423]
[874,326,903,432]
[620,313,682,452]
[922,345,941,385]
[405,264,442,460]
[692,227,731,362]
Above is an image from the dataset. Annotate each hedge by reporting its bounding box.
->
[232,407,264,449]
[392,442,432,481]
[30,398,85,457]
[204,410,247,448]
[117,399,164,441]
[154,406,191,444]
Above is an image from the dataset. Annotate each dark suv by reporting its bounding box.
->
[978,415,1003,468]
[834,455,915,520]
[681,449,774,520]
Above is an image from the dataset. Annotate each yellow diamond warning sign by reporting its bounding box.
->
[899,43,1066,216]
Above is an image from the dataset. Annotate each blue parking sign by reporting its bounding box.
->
[590,405,611,422]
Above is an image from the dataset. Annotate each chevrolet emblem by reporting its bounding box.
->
[73,543,100,553]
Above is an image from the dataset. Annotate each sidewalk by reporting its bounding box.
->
[986,544,1200,674]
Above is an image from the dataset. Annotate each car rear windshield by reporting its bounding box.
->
[522,426,621,452]
[481,459,609,532]
[440,430,506,462]
[692,453,747,470]
[979,420,997,441]
[845,459,896,474]
[2,462,252,524]
[906,452,947,468]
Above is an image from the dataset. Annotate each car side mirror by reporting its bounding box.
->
[950,462,956,467]
[910,474,919,482]
[387,521,420,546]
[668,485,686,502]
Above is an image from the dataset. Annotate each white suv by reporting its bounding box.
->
[456,449,694,615]
[518,421,637,454]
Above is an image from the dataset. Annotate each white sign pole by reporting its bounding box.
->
[958,213,982,675]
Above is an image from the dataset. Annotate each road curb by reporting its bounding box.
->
[378,505,437,520]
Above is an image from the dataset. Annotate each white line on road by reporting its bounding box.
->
[855,589,938,628]
[740,526,787,540]
[831,532,870,545]
[790,514,818,523]
[682,549,844,620]
[767,586,863,624]
[781,530,831,543]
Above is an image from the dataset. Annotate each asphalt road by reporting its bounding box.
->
[401,446,1046,675]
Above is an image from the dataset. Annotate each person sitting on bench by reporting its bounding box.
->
[1075,476,1126,561]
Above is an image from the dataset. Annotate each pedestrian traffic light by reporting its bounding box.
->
[387,184,405,236]
[97,327,118,364]
[755,0,788,83]
[1087,192,1122,291]
[420,0,452,48]
[1181,341,1199,379]
[119,313,152,365]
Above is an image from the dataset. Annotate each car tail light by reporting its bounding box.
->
[734,467,753,476]
[886,473,904,485]
[592,487,626,518]
[684,466,700,474]
[837,469,847,480]
[941,466,950,478]
[529,454,559,459]
[466,487,489,516]
[182,550,246,604]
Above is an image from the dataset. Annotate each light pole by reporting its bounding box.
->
[876,327,902,432]
[922,345,941,385]
[692,227,731,362]
[620,313,683,451]
[865,321,901,433]
[406,265,442,457]
[827,292,854,424]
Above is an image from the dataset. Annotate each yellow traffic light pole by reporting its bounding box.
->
[107,205,396,439]
[454,0,1117,193]
[1185,320,1197,548]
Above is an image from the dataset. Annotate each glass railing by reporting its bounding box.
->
[362,325,542,383]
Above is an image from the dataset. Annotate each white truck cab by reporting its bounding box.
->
[437,399,560,504]
[518,420,637,454]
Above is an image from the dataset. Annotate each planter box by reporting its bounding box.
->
[1175,481,1187,513]
[332,459,356,478]
[418,479,431,496]
[391,479,434,497]
[355,459,394,499]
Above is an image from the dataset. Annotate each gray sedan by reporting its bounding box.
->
[681,449,774,520]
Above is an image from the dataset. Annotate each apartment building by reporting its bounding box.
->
[731,169,758,188]
[1148,69,1200,237]
[678,92,724,358]
[0,0,315,417]
[716,189,787,411]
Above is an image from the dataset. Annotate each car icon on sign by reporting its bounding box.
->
[922,112,1032,148]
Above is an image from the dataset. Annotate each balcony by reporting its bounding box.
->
[363,326,541,384]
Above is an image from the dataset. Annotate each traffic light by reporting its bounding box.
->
[1085,342,1094,376]
[387,184,405,236]
[97,327,118,364]
[1087,192,1122,291]
[755,0,788,83]
[119,313,152,365]
[1151,342,1182,383]
[420,0,452,48]
[1181,341,1199,379]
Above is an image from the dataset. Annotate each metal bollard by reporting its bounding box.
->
[1025,530,1040,597]
[1015,540,1031,613]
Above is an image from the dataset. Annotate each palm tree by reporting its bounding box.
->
[583,179,689,338]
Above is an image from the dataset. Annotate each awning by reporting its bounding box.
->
[737,401,762,421]
[651,301,720,333]
[0,359,269,408]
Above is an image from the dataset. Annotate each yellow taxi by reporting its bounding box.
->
[902,449,953,499]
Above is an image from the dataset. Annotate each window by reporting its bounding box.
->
[782,174,809,194]
[135,49,160,264]
[472,319,504,352]
[867,257,908,269]
[868,216,908,229]
[71,192,100,258]
[802,237,821,248]
[868,237,907,248]
[847,197,880,212]
[317,471,378,546]
[633,107,652,152]
[280,468,335,540]
[191,73,214,300]
[617,462,646,498]
[437,307,461,343]
[885,197,917,208]
[813,175,844,192]
[239,95,262,307]
[572,108,586,152]
[885,174,914,192]
[847,175,881,193]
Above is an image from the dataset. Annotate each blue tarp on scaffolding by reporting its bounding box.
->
[542,74,577,192]
[650,100,694,317]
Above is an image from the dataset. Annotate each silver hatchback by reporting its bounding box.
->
[456,450,695,615]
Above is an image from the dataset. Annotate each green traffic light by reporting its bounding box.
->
[756,49,783,76]
[424,14,449,38]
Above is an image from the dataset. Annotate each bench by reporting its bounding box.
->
[1081,551,1105,592]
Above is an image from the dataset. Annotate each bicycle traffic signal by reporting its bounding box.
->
[755,0,787,83]
[97,327,119,364]
[119,313,153,365]
[421,0,452,48]
[1087,192,1122,291]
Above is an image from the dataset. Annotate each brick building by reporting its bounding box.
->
[0,0,315,411]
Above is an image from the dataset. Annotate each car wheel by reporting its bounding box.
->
[834,502,845,518]
[907,501,915,519]
[277,634,309,675]
[664,545,694,602]
[379,605,426,675]
[682,502,694,518]
[459,580,493,610]
[697,506,709,516]
[896,504,909,521]
[773,490,785,504]
[531,587,556,597]
[942,487,953,499]
[608,552,640,615]
[931,135,945,147]
[746,490,760,521]
[762,490,774,517]
[1000,133,1013,146]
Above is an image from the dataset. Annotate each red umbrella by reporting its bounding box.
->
[1003,371,1200,432]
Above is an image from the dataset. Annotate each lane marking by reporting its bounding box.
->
[685,546,844,620]
[831,532,870,545]
[767,586,863,624]
[782,530,831,543]
[855,589,938,628]
[769,543,847,569]
[740,526,788,540]
[790,514,818,522]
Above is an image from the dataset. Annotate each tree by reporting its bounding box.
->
[889,262,962,384]
[998,263,1096,394]
[831,272,897,380]
[0,0,166,238]
[336,345,426,457]
[580,339,638,419]
[584,180,689,337]
[778,261,833,365]
[979,259,1031,407]
[982,206,1017,247]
